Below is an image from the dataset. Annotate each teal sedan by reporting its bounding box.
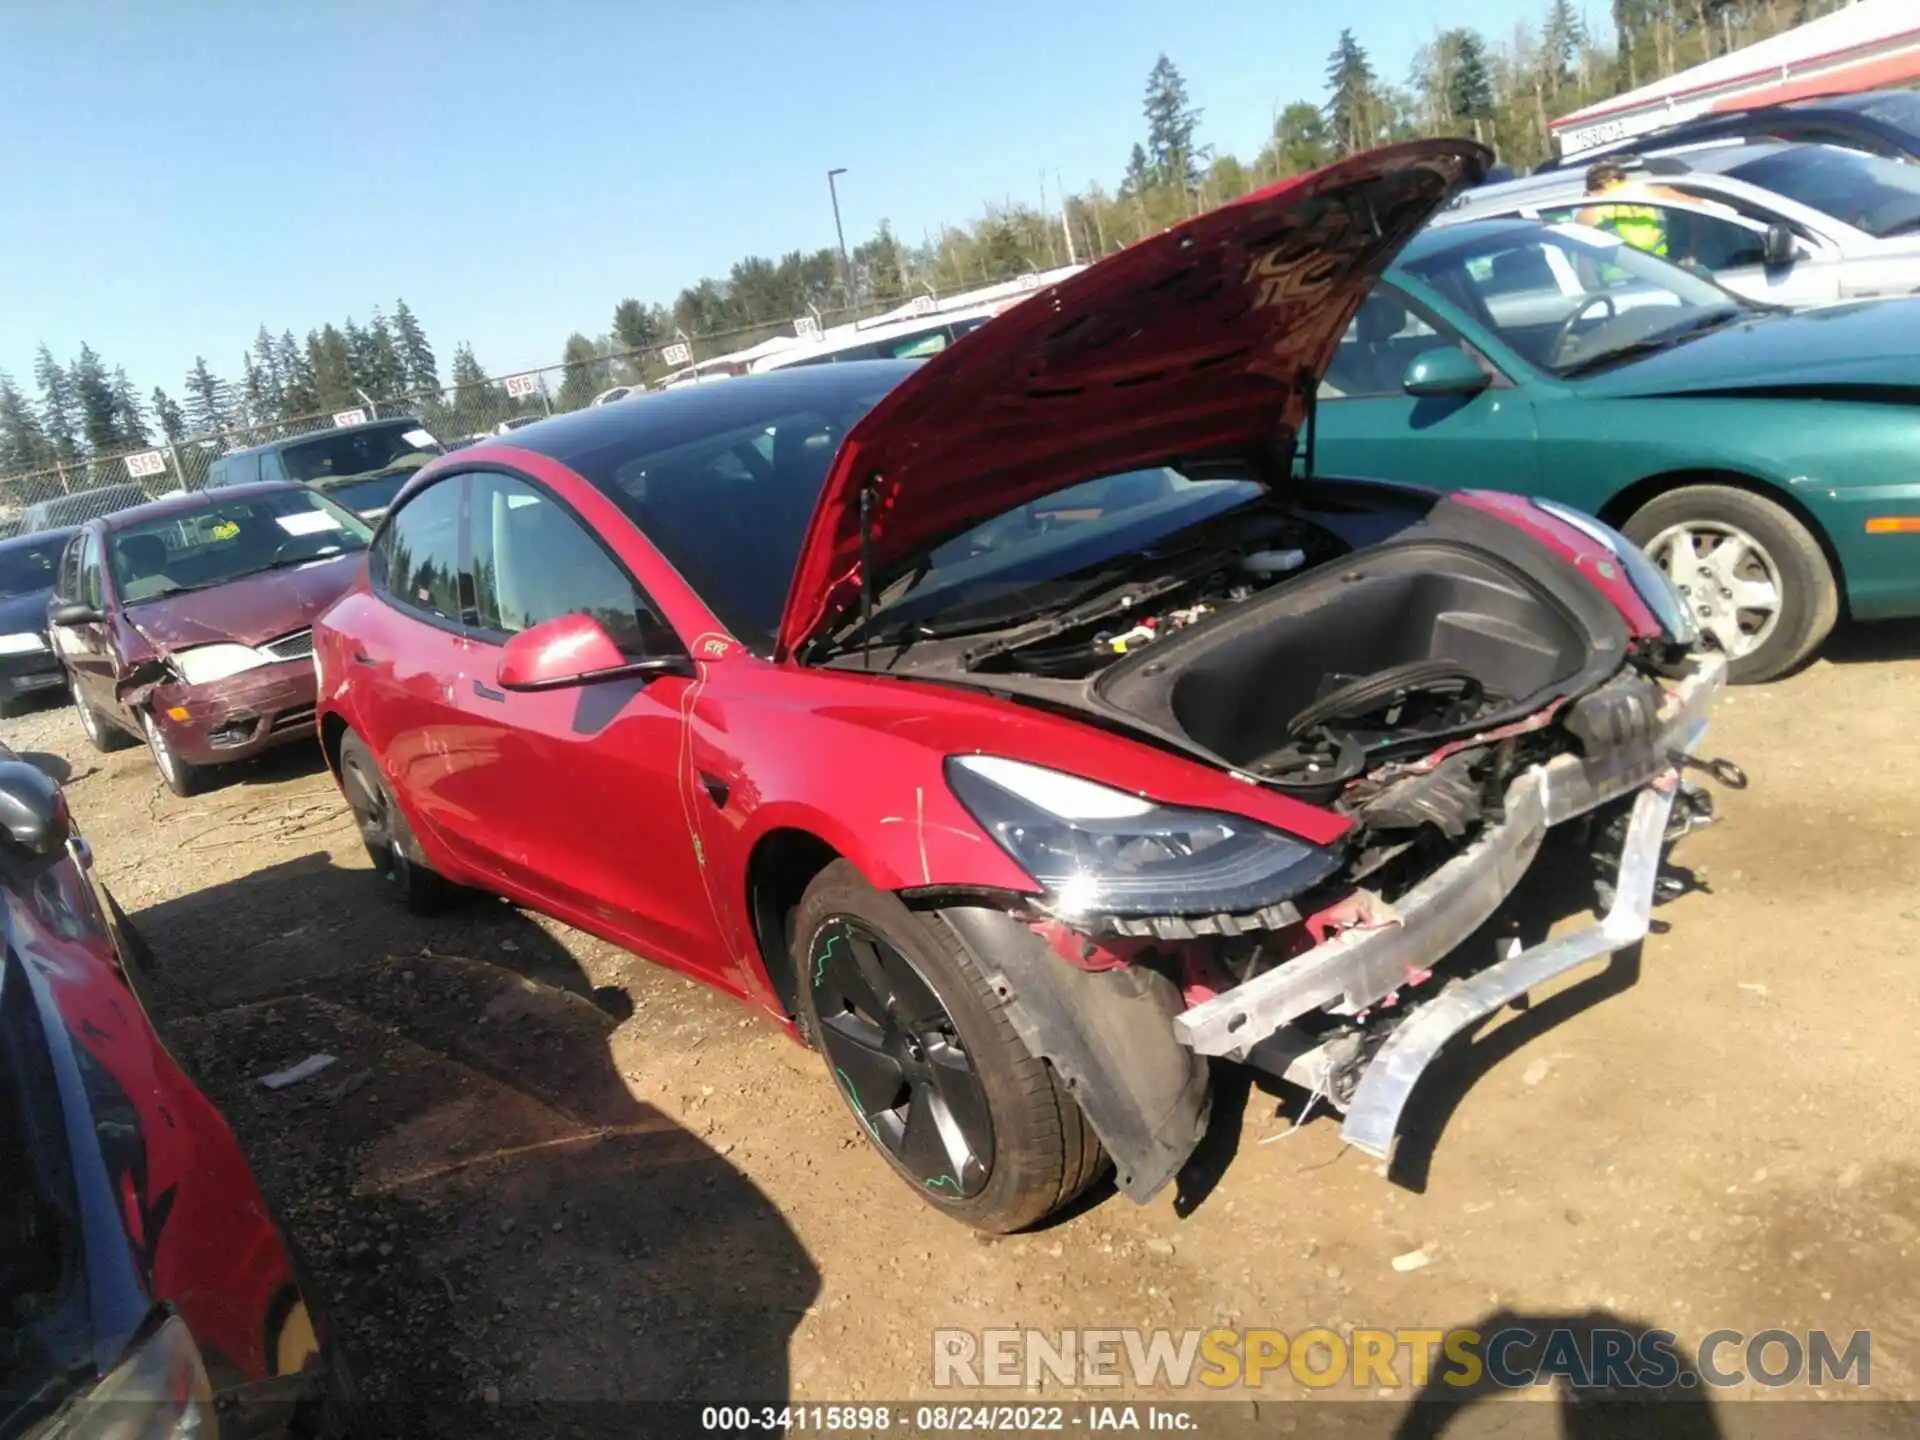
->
[1313,216,1920,681]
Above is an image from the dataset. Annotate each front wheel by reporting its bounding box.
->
[141,710,204,797]
[793,860,1105,1232]
[1623,484,1838,684]
[70,674,133,752]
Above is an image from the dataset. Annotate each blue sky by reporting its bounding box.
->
[0,0,1561,400]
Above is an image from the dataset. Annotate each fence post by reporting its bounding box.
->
[166,442,188,492]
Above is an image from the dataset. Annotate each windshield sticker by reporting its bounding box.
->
[1548,221,1622,247]
[275,511,342,537]
[209,520,241,540]
[402,428,436,448]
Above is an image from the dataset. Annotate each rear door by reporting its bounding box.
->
[439,469,720,979]
[1311,284,1538,490]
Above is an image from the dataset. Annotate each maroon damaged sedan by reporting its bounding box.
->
[48,483,371,795]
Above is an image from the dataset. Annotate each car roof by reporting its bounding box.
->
[94,480,307,531]
[488,361,920,472]
[217,416,424,459]
[1395,216,1547,266]
[0,524,78,551]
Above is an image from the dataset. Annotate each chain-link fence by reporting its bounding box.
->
[0,273,1059,534]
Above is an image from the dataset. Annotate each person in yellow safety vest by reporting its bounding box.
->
[1573,160,1692,257]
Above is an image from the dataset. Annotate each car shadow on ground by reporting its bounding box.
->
[127,851,819,1436]
[1819,618,1920,668]
[1391,1308,1723,1439]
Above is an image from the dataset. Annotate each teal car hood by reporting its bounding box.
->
[1573,298,1920,398]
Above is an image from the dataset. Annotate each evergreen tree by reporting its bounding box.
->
[610,299,661,358]
[1142,54,1204,192]
[392,299,439,394]
[182,357,234,436]
[307,325,358,412]
[1445,30,1497,140]
[70,344,121,455]
[1542,0,1584,91]
[1324,29,1382,157]
[0,374,51,472]
[342,319,373,396]
[150,388,189,446]
[276,330,319,417]
[1267,102,1336,178]
[364,311,407,397]
[555,333,605,412]
[33,346,81,468]
[1120,143,1153,200]
[109,368,149,448]
[250,326,285,418]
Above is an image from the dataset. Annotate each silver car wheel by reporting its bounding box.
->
[1645,519,1784,661]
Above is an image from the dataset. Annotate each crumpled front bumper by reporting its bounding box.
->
[1172,653,1726,1163]
[149,659,319,766]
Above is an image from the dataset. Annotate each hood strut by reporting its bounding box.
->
[859,480,877,671]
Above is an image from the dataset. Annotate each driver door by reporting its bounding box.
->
[1310,287,1539,491]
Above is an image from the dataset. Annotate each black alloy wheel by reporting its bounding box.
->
[808,917,995,1198]
[337,730,454,914]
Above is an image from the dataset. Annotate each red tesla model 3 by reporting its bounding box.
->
[314,142,1725,1231]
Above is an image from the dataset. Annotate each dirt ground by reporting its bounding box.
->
[12,624,1920,1431]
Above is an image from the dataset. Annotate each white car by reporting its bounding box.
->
[1438,141,1920,308]
[750,302,1006,373]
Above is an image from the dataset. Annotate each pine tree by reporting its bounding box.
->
[33,346,81,469]
[308,326,357,412]
[392,299,439,394]
[364,311,407,397]
[1267,102,1336,178]
[448,343,494,430]
[610,299,660,359]
[0,373,51,472]
[1542,0,1584,93]
[1120,143,1154,199]
[70,344,121,455]
[251,326,285,419]
[182,357,234,436]
[1142,54,1204,192]
[555,333,605,412]
[1324,29,1382,157]
[109,368,149,448]
[1445,30,1496,141]
[150,388,188,445]
[276,331,319,418]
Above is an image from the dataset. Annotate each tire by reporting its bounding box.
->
[337,730,457,915]
[69,673,134,752]
[141,710,204,797]
[1622,484,1837,684]
[793,859,1105,1232]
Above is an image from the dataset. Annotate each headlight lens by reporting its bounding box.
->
[80,1312,215,1439]
[945,755,1341,919]
[171,642,272,685]
[1534,499,1698,646]
[0,632,45,655]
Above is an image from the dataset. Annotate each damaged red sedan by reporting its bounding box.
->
[50,484,372,796]
[315,141,1731,1232]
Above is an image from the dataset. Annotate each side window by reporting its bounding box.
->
[371,477,465,624]
[78,532,103,609]
[260,451,287,483]
[467,472,676,657]
[206,460,231,489]
[54,537,81,601]
[1320,291,1453,400]
[1663,207,1767,271]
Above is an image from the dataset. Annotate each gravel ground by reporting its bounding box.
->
[13,622,1920,1433]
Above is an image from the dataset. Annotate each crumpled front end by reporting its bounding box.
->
[1173,651,1727,1163]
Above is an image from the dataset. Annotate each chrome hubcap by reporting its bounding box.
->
[144,715,179,785]
[1646,521,1783,660]
[71,681,98,741]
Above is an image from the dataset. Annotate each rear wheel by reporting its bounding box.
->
[70,674,133,752]
[793,860,1104,1232]
[141,711,204,797]
[337,730,456,915]
[1622,484,1837,684]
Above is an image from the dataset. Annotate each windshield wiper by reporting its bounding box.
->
[1557,308,1745,377]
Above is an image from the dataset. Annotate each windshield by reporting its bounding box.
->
[324,471,410,516]
[1398,221,1747,375]
[279,422,441,485]
[1728,146,1920,238]
[0,535,69,597]
[108,488,373,603]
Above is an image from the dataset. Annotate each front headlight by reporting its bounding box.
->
[0,632,45,655]
[945,755,1342,919]
[171,642,272,685]
[1533,498,1698,646]
[78,1313,215,1438]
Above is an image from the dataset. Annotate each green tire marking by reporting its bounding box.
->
[833,1067,881,1140]
[811,923,850,989]
[924,1174,960,1191]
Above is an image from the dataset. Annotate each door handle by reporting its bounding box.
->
[472,680,505,703]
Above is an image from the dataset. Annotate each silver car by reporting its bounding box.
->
[1436,141,1920,308]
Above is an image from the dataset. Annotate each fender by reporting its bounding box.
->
[938,905,1210,1203]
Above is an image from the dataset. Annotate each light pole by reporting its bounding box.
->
[827,167,853,310]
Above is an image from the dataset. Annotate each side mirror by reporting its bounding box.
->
[496,612,694,692]
[0,760,70,855]
[50,601,102,627]
[1403,347,1491,398]
[1762,223,1797,268]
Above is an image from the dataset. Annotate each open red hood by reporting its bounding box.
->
[776,139,1490,661]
